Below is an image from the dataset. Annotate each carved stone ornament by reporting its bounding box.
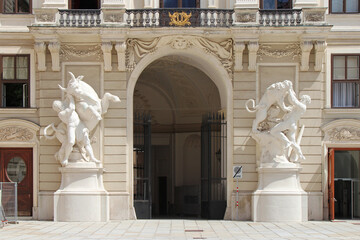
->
[236,12,256,23]
[60,45,103,61]
[328,128,360,141]
[0,127,34,141]
[126,36,233,77]
[36,13,55,22]
[258,44,301,60]
[304,12,325,22]
[104,13,123,23]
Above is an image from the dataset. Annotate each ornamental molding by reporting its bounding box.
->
[322,119,360,142]
[258,44,301,60]
[126,36,233,77]
[0,119,39,143]
[0,127,34,141]
[60,44,103,61]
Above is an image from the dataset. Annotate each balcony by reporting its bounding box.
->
[33,8,326,28]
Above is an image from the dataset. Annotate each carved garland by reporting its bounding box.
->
[60,45,103,61]
[258,44,301,60]
[126,36,233,77]
[0,127,34,141]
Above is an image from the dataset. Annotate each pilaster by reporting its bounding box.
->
[115,42,126,72]
[300,41,313,71]
[48,42,60,72]
[102,42,113,72]
[315,41,326,72]
[248,41,259,72]
[234,42,246,72]
[34,42,47,72]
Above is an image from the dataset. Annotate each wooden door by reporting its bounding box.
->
[328,148,335,220]
[0,148,33,216]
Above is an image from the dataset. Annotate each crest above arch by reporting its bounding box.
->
[322,119,360,142]
[0,119,39,142]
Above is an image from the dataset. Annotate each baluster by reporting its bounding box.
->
[204,10,209,27]
[90,12,95,26]
[296,11,301,25]
[265,13,270,26]
[259,12,264,25]
[278,12,284,26]
[145,10,150,27]
[221,12,227,27]
[210,10,215,27]
[78,11,83,26]
[139,10,144,27]
[59,11,64,26]
[290,11,295,25]
[271,11,277,26]
[229,10,234,25]
[95,11,101,25]
[216,11,221,27]
[71,12,77,26]
[84,12,89,26]
[152,10,157,27]
[284,12,289,25]
[65,12,70,26]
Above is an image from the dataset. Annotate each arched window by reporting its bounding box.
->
[69,0,100,9]
[261,0,292,9]
[160,0,200,8]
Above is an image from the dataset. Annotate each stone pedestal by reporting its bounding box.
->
[54,162,109,222]
[252,164,308,222]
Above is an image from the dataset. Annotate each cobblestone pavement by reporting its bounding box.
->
[1,220,360,240]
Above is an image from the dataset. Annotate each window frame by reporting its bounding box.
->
[160,0,200,8]
[1,0,32,14]
[331,54,360,108]
[329,0,360,13]
[0,54,30,108]
[260,0,293,9]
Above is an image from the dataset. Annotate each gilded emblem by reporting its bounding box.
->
[169,12,192,26]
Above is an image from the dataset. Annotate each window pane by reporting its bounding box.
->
[277,0,291,9]
[3,0,16,13]
[334,56,346,80]
[3,83,27,107]
[332,0,344,12]
[346,0,358,12]
[16,56,28,80]
[333,82,359,107]
[164,0,178,7]
[18,0,30,13]
[3,56,15,79]
[347,56,359,80]
[263,0,276,9]
[182,0,196,7]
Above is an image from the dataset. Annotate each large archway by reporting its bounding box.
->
[127,41,233,220]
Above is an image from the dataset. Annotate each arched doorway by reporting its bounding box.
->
[133,56,226,219]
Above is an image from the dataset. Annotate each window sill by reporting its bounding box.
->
[0,108,38,114]
[323,108,360,115]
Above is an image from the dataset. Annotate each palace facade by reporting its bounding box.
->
[0,0,359,221]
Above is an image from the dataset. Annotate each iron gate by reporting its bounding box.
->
[133,113,152,219]
[201,112,227,219]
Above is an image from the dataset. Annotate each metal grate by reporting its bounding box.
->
[0,182,17,223]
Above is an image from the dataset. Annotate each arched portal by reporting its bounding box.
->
[127,42,233,219]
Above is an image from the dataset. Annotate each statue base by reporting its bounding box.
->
[252,164,308,222]
[54,162,109,222]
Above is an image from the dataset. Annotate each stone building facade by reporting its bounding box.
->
[0,0,359,221]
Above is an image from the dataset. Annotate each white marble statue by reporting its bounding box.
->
[246,80,311,164]
[44,72,121,166]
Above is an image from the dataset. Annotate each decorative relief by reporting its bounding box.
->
[258,44,301,60]
[0,127,34,141]
[126,36,233,77]
[328,128,360,141]
[60,45,102,61]
[236,12,256,23]
[36,13,55,22]
[304,12,324,22]
[169,12,192,26]
[104,13,123,23]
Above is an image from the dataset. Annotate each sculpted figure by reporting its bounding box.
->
[246,80,293,132]
[246,80,311,164]
[44,72,120,166]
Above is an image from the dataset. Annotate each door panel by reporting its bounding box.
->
[329,148,335,220]
[0,148,33,216]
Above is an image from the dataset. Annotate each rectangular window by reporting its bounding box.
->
[2,0,31,13]
[161,0,199,8]
[332,55,360,108]
[330,0,359,13]
[261,0,292,9]
[0,55,30,108]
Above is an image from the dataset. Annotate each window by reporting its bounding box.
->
[261,0,292,9]
[330,0,359,13]
[332,55,360,108]
[0,55,30,108]
[160,0,200,8]
[69,0,99,9]
[2,0,31,13]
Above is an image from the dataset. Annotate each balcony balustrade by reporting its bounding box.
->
[52,8,308,28]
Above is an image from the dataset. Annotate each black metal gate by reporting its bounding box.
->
[133,113,152,219]
[201,113,227,219]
